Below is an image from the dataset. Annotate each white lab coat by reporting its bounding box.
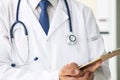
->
[0,0,111,80]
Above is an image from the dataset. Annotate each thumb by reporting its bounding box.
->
[82,72,90,79]
[91,60,102,72]
[84,60,102,73]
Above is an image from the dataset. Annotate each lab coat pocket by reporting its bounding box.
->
[11,24,29,65]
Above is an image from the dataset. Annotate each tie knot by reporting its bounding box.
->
[39,0,50,10]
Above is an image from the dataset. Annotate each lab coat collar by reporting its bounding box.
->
[47,0,68,40]
[28,0,59,11]
[27,0,39,11]
[22,0,68,40]
[49,0,59,8]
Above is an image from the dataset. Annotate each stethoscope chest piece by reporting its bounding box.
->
[67,33,77,45]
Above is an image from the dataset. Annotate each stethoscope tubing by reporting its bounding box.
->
[16,0,21,21]
[10,21,28,39]
[10,0,28,40]
[64,0,73,32]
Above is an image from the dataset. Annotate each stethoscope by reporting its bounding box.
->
[10,0,77,67]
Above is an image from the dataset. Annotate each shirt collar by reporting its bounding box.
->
[28,0,59,10]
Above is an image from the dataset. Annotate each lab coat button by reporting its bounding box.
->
[11,63,16,67]
[34,57,39,61]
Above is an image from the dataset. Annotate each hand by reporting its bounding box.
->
[83,60,102,73]
[59,63,93,80]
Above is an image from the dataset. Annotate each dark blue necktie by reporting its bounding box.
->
[39,0,50,35]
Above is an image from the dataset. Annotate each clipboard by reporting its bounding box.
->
[78,48,120,70]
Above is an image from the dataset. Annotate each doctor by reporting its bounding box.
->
[0,0,111,80]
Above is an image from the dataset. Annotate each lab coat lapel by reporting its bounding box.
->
[19,0,68,41]
[47,2,68,39]
[20,0,48,40]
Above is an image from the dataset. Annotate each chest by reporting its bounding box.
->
[9,0,90,70]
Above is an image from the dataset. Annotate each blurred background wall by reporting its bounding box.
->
[117,0,120,80]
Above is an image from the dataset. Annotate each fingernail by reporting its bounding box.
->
[75,70,79,74]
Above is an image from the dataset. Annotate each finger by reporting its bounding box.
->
[77,72,90,80]
[60,63,83,77]
[68,62,78,68]
[83,72,90,78]
[63,63,78,70]
[68,63,83,76]
[60,76,80,80]
[83,60,102,72]
[60,68,80,76]
[88,73,94,80]
[60,72,92,80]
[90,60,102,72]
[93,60,102,70]
[62,63,78,71]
